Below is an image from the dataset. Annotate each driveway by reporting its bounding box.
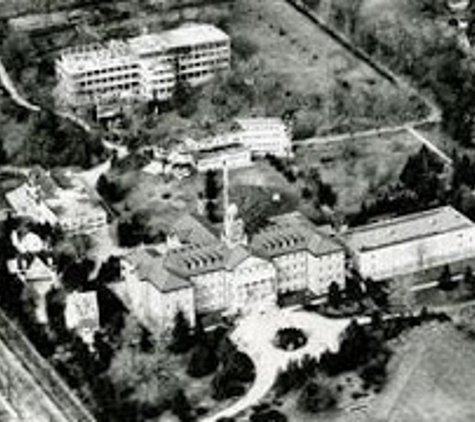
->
[202,308,351,421]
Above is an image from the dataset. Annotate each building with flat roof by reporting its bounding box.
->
[64,291,100,346]
[233,118,293,158]
[344,206,475,280]
[195,143,252,172]
[56,23,230,108]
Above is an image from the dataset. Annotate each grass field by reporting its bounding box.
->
[294,128,422,213]
[258,322,475,422]
[232,0,389,96]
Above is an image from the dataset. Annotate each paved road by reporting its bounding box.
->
[0,60,39,112]
[202,308,350,421]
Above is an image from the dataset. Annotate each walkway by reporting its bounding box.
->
[0,60,39,112]
[0,58,91,132]
[202,308,350,421]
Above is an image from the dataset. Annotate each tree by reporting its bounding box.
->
[187,342,219,378]
[170,389,194,422]
[327,281,342,309]
[298,381,336,413]
[45,286,67,340]
[250,407,288,422]
[107,342,179,418]
[204,170,220,200]
[96,256,121,284]
[344,273,364,303]
[62,259,95,292]
[463,266,475,297]
[438,264,456,291]
[169,311,194,354]
[2,32,34,79]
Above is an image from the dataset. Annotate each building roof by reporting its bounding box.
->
[165,243,255,278]
[251,211,343,258]
[126,248,192,293]
[344,206,475,252]
[132,23,229,53]
[171,213,220,247]
[59,23,229,73]
[12,230,46,254]
[235,117,287,131]
[65,291,99,332]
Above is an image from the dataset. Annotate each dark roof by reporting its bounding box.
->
[251,211,343,258]
[126,248,192,293]
[171,213,220,246]
[165,243,256,278]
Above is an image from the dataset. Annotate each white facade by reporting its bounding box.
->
[119,254,196,333]
[345,206,475,281]
[6,172,107,236]
[233,118,292,158]
[7,256,58,324]
[196,145,252,172]
[6,184,58,226]
[225,255,277,315]
[56,23,230,107]
[307,251,346,295]
[64,291,100,346]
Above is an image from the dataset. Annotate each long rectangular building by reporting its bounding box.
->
[344,206,475,280]
[55,23,231,107]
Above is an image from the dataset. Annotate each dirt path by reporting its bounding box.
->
[0,58,91,133]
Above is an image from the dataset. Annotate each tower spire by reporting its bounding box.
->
[221,160,247,247]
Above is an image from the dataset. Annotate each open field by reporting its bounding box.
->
[261,322,475,422]
[232,0,391,95]
[294,128,422,213]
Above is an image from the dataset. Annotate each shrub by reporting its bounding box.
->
[187,343,219,378]
[298,381,336,413]
[250,407,288,422]
[274,328,307,351]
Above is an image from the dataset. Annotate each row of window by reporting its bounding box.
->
[180,57,229,71]
[179,48,229,61]
[77,64,139,78]
[78,74,140,88]
[80,83,140,95]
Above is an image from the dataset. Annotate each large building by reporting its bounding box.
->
[55,23,230,108]
[344,206,475,281]
[110,170,344,333]
[192,117,293,160]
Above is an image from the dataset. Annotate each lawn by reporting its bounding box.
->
[232,0,386,96]
[108,160,302,236]
[294,128,422,213]
[254,322,475,422]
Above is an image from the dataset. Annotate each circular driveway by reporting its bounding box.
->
[202,307,351,422]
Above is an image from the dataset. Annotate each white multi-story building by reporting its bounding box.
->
[195,143,252,172]
[112,206,343,333]
[6,169,107,236]
[56,23,230,108]
[251,212,345,296]
[344,206,475,281]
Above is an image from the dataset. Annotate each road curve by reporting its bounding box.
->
[201,308,350,422]
[0,58,91,133]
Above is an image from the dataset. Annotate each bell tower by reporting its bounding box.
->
[221,161,247,247]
